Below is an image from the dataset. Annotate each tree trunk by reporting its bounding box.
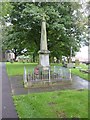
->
[33,53,35,62]
[67,56,70,63]
[60,56,62,64]
[13,48,17,60]
[14,51,17,60]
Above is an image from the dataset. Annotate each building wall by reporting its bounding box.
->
[5,52,15,62]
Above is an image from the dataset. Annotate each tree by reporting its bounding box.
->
[2,2,88,61]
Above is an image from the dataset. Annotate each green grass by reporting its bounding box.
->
[6,63,88,118]
[71,69,88,80]
[71,64,88,81]
[6,62,38,76]
[13,90,88,118]
[6,62,62,76]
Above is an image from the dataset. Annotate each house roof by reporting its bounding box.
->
[5,50,13,53]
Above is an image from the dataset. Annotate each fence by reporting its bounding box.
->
[23,66,72,87]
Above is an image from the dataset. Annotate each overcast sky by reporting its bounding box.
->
[75,46,88,61]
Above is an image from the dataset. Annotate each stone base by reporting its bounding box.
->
[39,53,50,67]
[34,64,50,76]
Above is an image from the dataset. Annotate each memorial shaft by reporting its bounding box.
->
[38,15,50,67]
[40,16,47,50]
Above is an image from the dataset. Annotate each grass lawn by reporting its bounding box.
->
[71,69,88,81]
[6,62,62,76]
[6,62,38,76]
[6,63,88,118]
[71,64,88,81]
[6,62,89,81]
[13,89,88,118]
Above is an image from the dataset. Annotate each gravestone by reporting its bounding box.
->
[32,14,51,82]
[67,57,74,68]
[75,59,80,67]
[67,63,74,68]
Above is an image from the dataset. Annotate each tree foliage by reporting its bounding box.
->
[2,2,88,60]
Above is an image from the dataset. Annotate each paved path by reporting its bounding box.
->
[9,74,90,95]
[0,63,2,119]
[2,63,18,119]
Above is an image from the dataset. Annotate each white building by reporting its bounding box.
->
[75,46,88,62]
[5,50,15,62]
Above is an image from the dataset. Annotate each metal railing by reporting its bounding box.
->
[23,66,72,87]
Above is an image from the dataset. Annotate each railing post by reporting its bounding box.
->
[49,69,50,82]
[70,68,72,82]
[24,67,27,84]
[23,67,28,88]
